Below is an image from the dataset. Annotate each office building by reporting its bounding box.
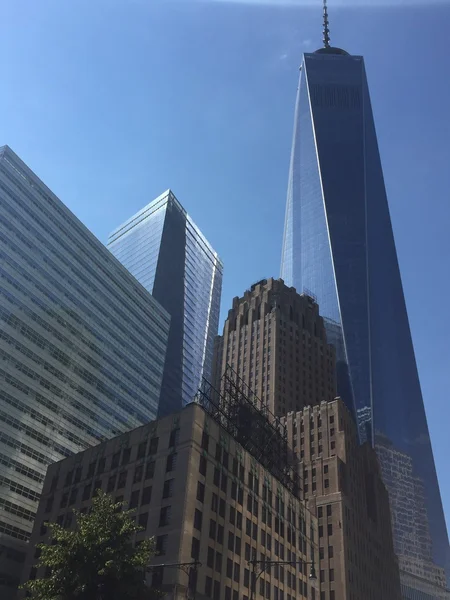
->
[213,278,337,418]
[279,5,449,594]
[108,190,223,418]
[282,399,402,600]
[0,145,170,598]
[23,378,319,600]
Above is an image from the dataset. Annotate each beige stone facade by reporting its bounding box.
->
[22,403,319,600]
[282,399,402,600]
[213,279,337,418]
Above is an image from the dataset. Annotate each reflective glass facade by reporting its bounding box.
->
[108,190,223,417]
[281,51,450,596]
[0,146,170,597]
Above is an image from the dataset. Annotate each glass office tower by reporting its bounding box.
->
[280,48,450,597]
[108,190,223,417]
[0,145,170,598]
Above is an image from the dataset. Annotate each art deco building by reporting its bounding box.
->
[279,4,449,594]
[0,145,170,598]
[22,385,320,600]
[213,278,337,418]
[283,398,402,600]
[108,190,223,418]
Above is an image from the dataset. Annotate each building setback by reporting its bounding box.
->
[283,399,402,600]
[213,278,337,418]
[22,402,320,600]
[108,190,223,418]
[0,145,170,598]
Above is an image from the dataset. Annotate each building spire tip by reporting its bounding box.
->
[323,0,331,48]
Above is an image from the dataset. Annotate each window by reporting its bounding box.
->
[74,467,82,484]
[87,461,96,478]
[44,497,53,513]
[319,547,324,560]
[330,592,335,600]
[156,534,167,555]
[215,443,222,461]
[236,511,242,529]
[327,505,332,517]
[215,552,222,573]
[228,532,234,551]
[200,455,207,476]
[329,568,334,582]
[213,467,220,487]
[318,506,323,518]
[217,524,224,544]
[324,464,328,474]
[107,475,116,493]
[201,432,209,451]
[60,492,68,508]
[229,506,236,525]
[225,587,231,600]
[329,415,334,424]
[213,580,220,599]
[191,537,200,560]
[330,441,335,450]
[244,568,250,588]
[194,509,203,531]
[238,486,244,505]
[205,576,213,596]
[82,485,91,501]
[142,486,152,505]
[327,524,333,536]
[169,428,180,448]
[134,465,143,484]
[234,562,240,583]
[209,519,217,540]
[111,452,120,469]
[320,570,324,583]
[145,460,155,480]
[163,479,174,499]
[227,558,233,578]
[122,448,131,465]
[211,493,218,512]
[246,518,251,536]
[252,523,257,541]
[117,471,127,489]
[328,545,334,558]
[235,536,241,556]
[138,512,148,529]
[219,498,226,518]
[149,437,159,454]
[197,481,205,503]
[159,506,171,527]
[130,490,140,509]
[64,470,73,487]
[137,441,147,459]
[221,473,228,493]
[222,450,229,470]
[319,525,323,538]
[166,453,177,472]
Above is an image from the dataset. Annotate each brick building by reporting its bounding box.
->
[282,398,402,600]
[213,278,337,418]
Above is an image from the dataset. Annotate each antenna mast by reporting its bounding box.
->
[323,0,331,48]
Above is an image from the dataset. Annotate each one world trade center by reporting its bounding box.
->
[280,3,449,598]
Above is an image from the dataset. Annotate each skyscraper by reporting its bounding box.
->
[0,145,170,598]
[108,190,223,418]
[280,5,449,597]
[213,278,337,418]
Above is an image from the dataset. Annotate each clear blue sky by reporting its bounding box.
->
[1,0,450,525]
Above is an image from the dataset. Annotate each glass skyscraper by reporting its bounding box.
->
[280,41,450,598]
[0,145,170,598]
[108,190,223,417]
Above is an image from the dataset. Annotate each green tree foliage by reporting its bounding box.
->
[22,490,158,600]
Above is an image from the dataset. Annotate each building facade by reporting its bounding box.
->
[280,42,450,594]
[282,399,402,600]
[108,190,223,418]
[23,402,320,600]
[0,145,170,597]
[213,278,337,418]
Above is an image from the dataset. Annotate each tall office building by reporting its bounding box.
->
[280,5,449,597]
[213,278,337,418]
[282,399,402,600]
[0,145,170,598]
[108,190,223,418]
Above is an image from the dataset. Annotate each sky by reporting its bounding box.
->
[1,0,450,527]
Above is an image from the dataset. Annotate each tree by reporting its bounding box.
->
[22,490,159,600]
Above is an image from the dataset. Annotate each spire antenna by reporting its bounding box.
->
[323,0,331,48]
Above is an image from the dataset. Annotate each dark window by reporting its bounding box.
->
[319,547,324,560]
[229,506,236,525]
[205,576,213,596]
[134,465,143,484]
[111,452,120,469]
[50,475,58,491]
[225,586,231,600]
[227,558,233,578]
[252,523,257,541]
[44,497,53,513]
[191,537,200,560]
[74,467,82,484]
[327,524,333,536]
[236,511,242,529]
[142,486,152,505]
[69,488,77,505]
[149,437,159,454]
[222,450,229,470]
[246,518,251,536]
[234,562,240,583]
[194,509,203,531]
[145,460,155,479]
[117,471,127,489]
[211,493,218,512]
[231,481,237,500]
[329,569,334,582]
[324,464,329,474]
[228,531,234,551]
[169,428,180,448]
[215,444,222,462]
[238,486,244,505]
[330,592,335,600]
[328,545,334,558]
[64,470,73,487]
[209,519,217,539]
[130,490,140,509]
[156,534,167,555]
[201,432,209,451]
[319,525,323,538]
[137,441,147,459]
[324,479,329,489]
[213,580,220,599]
[200,455,207,476]
[107,475,116,493]
[39,521,47,535]
[329,416,334,424]
[244,568,250,587]
[215,552,222,573]
[138,512,148,529]
[219,498,226,518]
[235,536,241,556]
[197,481,205,503]
[232,458,238,476]
[217,524,224,545]
[166,453,177,472]
[159,506,171,527]
[82,484,91,501]
[60,492,68,508]
[87,461,96,478]
[213,467,220,487]
[318,507,323,518]
[163,479,174,499]
[327,505,332,517]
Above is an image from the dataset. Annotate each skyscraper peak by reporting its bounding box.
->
[314,0,349,56]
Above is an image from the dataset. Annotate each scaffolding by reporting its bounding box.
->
[195,365,297,496]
